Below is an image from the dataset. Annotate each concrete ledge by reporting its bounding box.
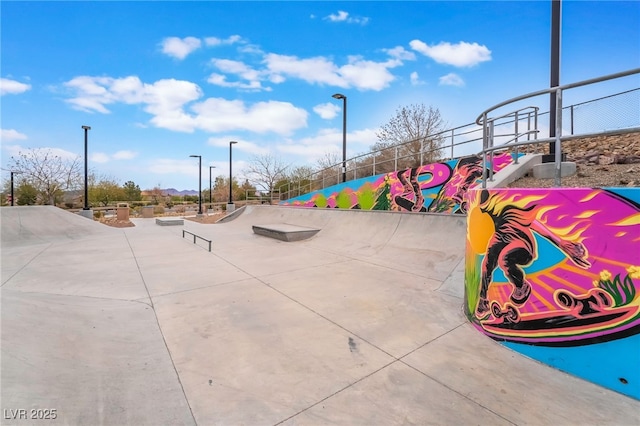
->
[252,224,320,242]
[155,217,184,226]
[532,161,577,179]
[485,154,542,189]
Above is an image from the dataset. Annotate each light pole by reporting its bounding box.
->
[228,141,238,211]
[81,125,92,219]
[547,0,562,162]
[332,93,347,183]
[189,155,203,215]
[209,165,216,207]
[10,171,23,206]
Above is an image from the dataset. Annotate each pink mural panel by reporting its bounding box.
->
[281,154,516,213]
[465,187,640,345]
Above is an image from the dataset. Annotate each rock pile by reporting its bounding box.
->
[519,131,640,165]
[563,132,640,165]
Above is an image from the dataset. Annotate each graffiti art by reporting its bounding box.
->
[465,187,640,347]
[281,153,517,213]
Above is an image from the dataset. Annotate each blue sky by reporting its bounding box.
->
[2,1,639,191]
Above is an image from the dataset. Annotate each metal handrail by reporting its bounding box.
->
[476,68,640,126]
[182,229,211,252]
[476,68,640,187]
[276,73,639,200]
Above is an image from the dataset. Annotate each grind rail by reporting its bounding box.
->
[182,229,212,252]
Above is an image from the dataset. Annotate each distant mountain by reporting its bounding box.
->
[163,188,198,196]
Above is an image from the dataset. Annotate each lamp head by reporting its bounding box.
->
[81,125,91,130]
[332,93,346,100]
[230,141,238,145]
[189,155,200,158]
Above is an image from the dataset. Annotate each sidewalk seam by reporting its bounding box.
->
[124,232,198,426]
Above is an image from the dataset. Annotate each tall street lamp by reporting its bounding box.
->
[209,165,216,206]
[228,141,238,211]
[81,125,92,218]
[332,93,347,183]
[10,170,23,206]
[190,155,203,215]
[547,0,562,163]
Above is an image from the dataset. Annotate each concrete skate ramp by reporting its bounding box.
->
[215,205,467,283]
[0,205,115,246]
[3,205,638,424]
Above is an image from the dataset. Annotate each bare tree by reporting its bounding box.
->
[314,151,342,187]
[374,104,446,168]
[245,154,290,197]
[8,148,82,205]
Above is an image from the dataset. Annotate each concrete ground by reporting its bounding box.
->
[1,205,639,425]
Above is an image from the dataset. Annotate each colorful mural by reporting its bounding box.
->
[465,187,640,399]
[280,153,517,213]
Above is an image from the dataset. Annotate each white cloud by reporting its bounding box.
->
[204,35,243,47]
[276,127,378,161]
[409,40,491,67]
[64,75,201,130]
[1,128,28,140]
[206,137,270,155]
[2,144,23,157]
[143,79,203,132]
[192,99,308,135]
[90,152,110,163]
[439,73,465,87]
[325,10,369,25]
[89,150,138,163]
[113,150,137,160]
[161,36,202,60]
[313,103,340,119]
[156,155,251,182]
[63,75,305,135]
[0,78,32,95]
[3,145,79,161]
[208,59,268,91]
[384,46,416,61]
[264,53,397,91]
[204,42,409,93]
[410,72,424,86]
[207,74,267,91]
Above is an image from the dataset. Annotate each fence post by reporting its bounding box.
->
[481,112,488,188]
[450,129,454,160]
[394,146,398,171]
[488,120,495,182]
[554,88,563,187]
[570,104,574,135]
[514,110,520,164]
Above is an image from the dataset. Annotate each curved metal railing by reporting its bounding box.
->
[277,69,639,200]
[476,68,640,187]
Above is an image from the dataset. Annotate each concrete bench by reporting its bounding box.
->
[155,217,184,226]
[252,224,320,242]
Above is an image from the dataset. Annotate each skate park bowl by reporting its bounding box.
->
[2,204,639,425]
[280,156,640,402]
